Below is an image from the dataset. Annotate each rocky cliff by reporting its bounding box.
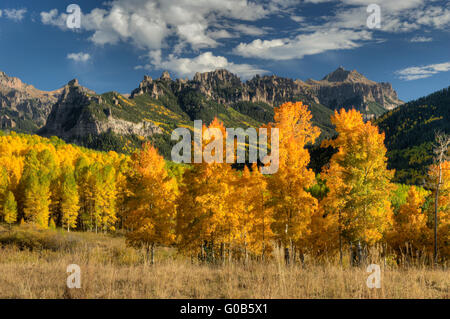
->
[132,67,402,117]
[306,67,402,112]
[0,71,62,131]
[40,79,161,140]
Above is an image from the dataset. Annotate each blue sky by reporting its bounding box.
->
[0,0,449,102]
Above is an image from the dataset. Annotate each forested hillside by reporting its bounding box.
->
[377,86,450,184]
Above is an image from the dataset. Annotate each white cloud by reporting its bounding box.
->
[3,8,27,22]
[232,0,444,61]
[413,6,450,29]
[341,0,425,12]
[236,0,430,60]
[232,24,266,36]
[290,15,304,23]
[299,0,448,35]
[140,51,268,79]
[41,0,275,51]
[39,0,450,65]
[67,52,91,62]
[233,29,372,60]
[208,29,235,40]
[396,62,450,81]
[309,4,421,33]
[40,9,68,28]
[410,36,433,43]
[303,0,334,3]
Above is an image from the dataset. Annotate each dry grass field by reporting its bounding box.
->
[0,225,448,299]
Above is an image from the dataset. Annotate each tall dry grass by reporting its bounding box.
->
[0,225,448,299]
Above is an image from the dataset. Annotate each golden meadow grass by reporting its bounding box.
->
[0,225,448,299]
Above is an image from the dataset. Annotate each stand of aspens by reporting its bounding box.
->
[0,102,448,266]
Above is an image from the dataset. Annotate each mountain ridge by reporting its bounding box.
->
[131,67,402,113]
[1,67,404,156]
[0,71,63,131]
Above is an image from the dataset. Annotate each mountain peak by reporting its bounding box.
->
[68,79,79,87]
[63,78,96,96]
[160,71,171,81]
[322,67,373,84]
[0,71,62,130]
[193,69,241,84]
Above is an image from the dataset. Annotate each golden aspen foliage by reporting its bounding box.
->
[125,143,177,260]
[304,207,340,257]
[0,167,8,212]
[2,191,17,225]
[177,163,238,258]
[176,118,238,259]
[301,176,339,257]
[0,155,23,192]
[237,164,274,258]
[49,217,56,229]
[321,109,394,247]
[20,149,53,228]
[0,133,125,231]
[266,102,320,256]
[114,158,132,229]
[91,164,118,232]
[0,109,445,264]
[59,166,80,231]
[74,156,94,230]
[387,186,430,254]
[427,161,449,258]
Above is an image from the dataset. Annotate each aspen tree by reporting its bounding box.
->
[321,109,394,263]
[21,150,55,227]
[387,186,429,258]
[2,191,17,226]
[267,102,320,264]
[176,119,238,262]
[241,164,273,259]
[125,143,177,264]
[60,166,80,231]
[427,160,449,261]
[0,167,8,216]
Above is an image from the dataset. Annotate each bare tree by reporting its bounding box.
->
[430,131,450,265]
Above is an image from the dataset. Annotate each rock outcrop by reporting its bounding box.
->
[306,67,402,111]
[132,67,402,116]
[0,115,16,129]
[41,79,161,139]
[0,70,63,130]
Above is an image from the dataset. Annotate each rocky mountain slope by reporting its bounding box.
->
[0,67,403,156]
[0,71,62,132]
[307,67,402,115]
[41,79,162,140]
[132,67,402,119]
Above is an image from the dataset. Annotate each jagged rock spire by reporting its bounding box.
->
[160,71,171,81]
